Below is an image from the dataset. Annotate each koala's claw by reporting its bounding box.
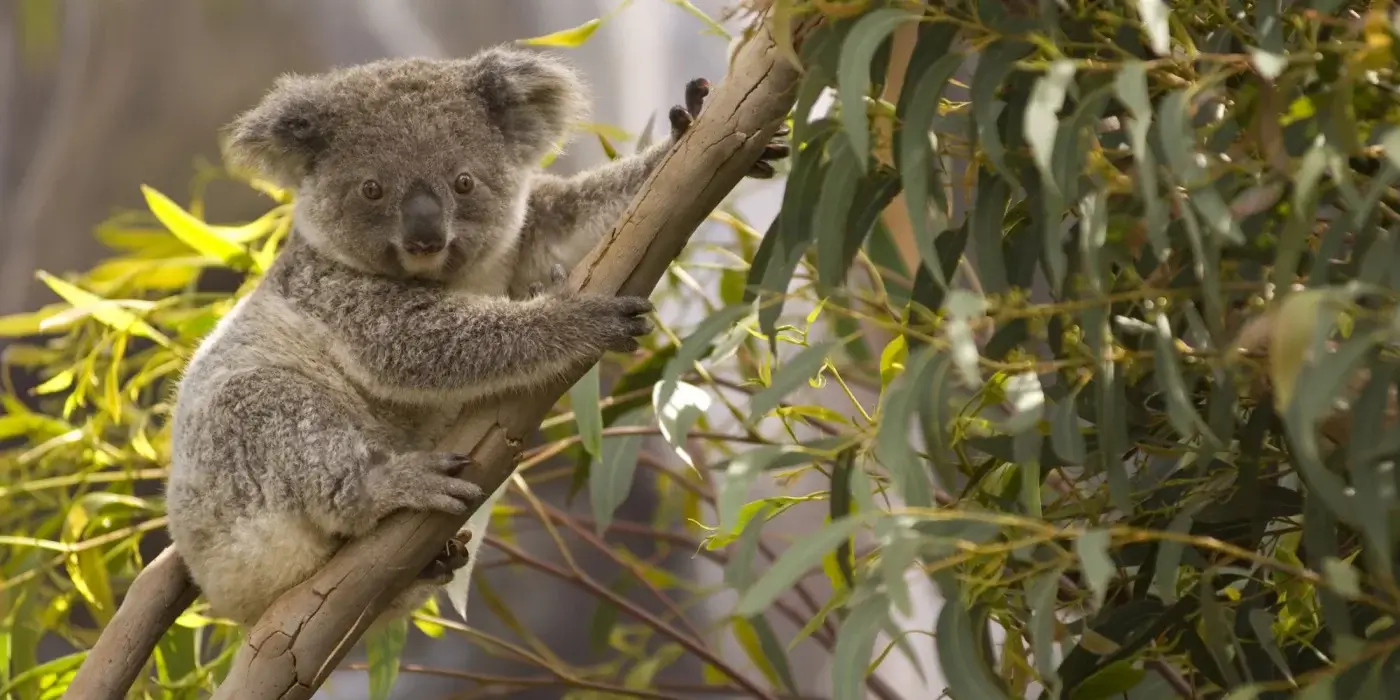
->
[578,295,653,354]
[372,452,485,520]
[419,528,475,583]
[669,76,790,179]
[684,78,711,118]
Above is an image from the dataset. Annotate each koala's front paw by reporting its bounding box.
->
[577,295,654,353]
[668,77,791,180]
[371,452,486,519]
[528,263,570,299]
[419,528,474,583]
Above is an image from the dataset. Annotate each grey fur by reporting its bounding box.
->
[166,46,788,630]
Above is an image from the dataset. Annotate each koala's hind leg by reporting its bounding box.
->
[367,527,475,630]
[418,528,474,583]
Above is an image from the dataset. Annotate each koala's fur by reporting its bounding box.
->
[165,46,787,631]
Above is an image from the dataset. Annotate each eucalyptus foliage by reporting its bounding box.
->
[5,1,1400,699]
[740,1,1400,699]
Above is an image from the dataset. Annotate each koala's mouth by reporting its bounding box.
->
[396,245,451,276]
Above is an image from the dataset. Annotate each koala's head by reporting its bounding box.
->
[222,46,587,281]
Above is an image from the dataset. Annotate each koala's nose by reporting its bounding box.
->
[400,190,446,255]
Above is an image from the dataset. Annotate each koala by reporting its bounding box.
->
[164,45,790,631]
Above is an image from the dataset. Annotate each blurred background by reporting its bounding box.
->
[0,1,945,697]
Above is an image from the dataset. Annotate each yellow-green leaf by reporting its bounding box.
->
[732,616,795,692]
[1269,291,1324,413]
[878,335,907,389]
[0,309,55,338]
[35,272,171,348]
[517,18,602,48]
[140,185,256,270]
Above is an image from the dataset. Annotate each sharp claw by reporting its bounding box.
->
[773,122,792,137]
[749,161,777,179]
[684,78,710,117]
[668,105,693,138]
[763,142,791,159]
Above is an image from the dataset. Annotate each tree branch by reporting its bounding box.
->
[65,547,198,699]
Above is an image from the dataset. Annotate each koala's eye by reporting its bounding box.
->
[452,172,475,195]
[360,180,384,201]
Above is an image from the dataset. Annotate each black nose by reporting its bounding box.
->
[400,189,446,255]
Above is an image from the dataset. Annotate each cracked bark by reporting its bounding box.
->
[67,12,813,700]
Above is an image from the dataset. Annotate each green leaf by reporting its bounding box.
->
[365,617,407,700]
[969,170,1012,294]
[749,342,834,420]
[35,272,171,348]
[1113,62,1169,260]
[715,445,845,538]
[0,306,66,338]
[725,503,775,591]
[1070,659,1146,700]
[1133,0,1172,55]
[971,40,1033,182]
[878,334,907,390]
[897,52,964,289]
[1152,313,1212,443]
[935,593,1009,699]
[662,0,730,39]
[832,592,890,700]
[1075,529,1114,610]
[881,527,919,617]
[1025,60,1076,191]
[735,615,799,695]
[652,379,711,469]
[1152,508,1195,604]
[589,409,649,534]
[569,364,603,458]
[1199,569,1243,686]
[814,138,864,292]
[1156,91,1244,245]
[837,8,913,166]
[140,185,254,270]
[875,345,937,508]
[831,450,857,590]
[735,514,870,616]
[1246,608,1295,684]
[1027,568,1063,697]
[1322,557,1361,600]
[658,304,750,409]
[1050,388,1087,465]
[517,18,602,47]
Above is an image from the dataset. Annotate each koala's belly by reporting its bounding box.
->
[180,510,338,626]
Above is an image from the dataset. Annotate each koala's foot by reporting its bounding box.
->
[368,452,486,520]
[574,295,654,353]
[528,263,570,298]
[418,528,474,584]
[667,77,792,179]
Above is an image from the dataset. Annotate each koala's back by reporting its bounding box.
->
[166,286,424,624]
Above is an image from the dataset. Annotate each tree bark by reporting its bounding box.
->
[64,548,198,699]
[66,13,811,700]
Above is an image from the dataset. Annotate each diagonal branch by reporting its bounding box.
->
[68,13,814,700]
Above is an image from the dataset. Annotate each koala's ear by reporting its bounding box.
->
[221,74,334,187]
[463,46,588,164]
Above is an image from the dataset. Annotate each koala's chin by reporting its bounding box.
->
[396,244,453,280]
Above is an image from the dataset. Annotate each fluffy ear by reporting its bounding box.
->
[221,74,334,187]
[463,46,588,164]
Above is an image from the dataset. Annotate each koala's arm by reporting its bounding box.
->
[509,142,673,295]
[283,256,651,405]
[509,79,790,296]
